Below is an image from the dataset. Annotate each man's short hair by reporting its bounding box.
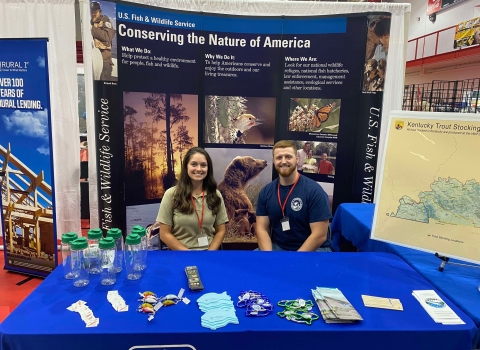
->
[273,140,297,154]
[374,17,390,38]
[91,1,101,11]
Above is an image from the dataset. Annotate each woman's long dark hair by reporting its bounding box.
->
[172,147,222,215]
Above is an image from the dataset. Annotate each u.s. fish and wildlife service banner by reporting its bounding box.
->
[372,110,480,264]
[0,38,57,277]
[90,0,389,243]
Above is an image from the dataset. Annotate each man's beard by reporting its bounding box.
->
[276,165,295,177]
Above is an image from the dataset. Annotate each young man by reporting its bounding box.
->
[256,140,332,252]
[318,153,334,175]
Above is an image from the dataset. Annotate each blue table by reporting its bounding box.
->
[0,251,477,350]
[331,203,480,349]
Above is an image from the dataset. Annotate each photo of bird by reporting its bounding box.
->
[229,114,262,144]
[204,95,275,145]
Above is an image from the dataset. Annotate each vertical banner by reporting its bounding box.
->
[0,38,57,277]
[352,15,390,204]
[89,1,124,234]
[89,0,388,244]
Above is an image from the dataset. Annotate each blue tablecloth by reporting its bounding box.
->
[331,203,480,348]
[0,251,477,350]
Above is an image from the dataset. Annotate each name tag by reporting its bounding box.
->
[198,235,209,247]
[281,217,290,231]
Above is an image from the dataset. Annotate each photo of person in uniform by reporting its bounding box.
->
[90,1,117,81]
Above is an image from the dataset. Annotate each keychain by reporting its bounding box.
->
[237,290,274,316]
[277,298,318,325]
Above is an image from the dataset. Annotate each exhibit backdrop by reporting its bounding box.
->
[373,110,480,264]
[0,38,57,276]
[85,0,398,244]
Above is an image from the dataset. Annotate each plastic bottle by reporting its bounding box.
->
[87,228,103,274]
[70,237,90,287]
[61,232,78,279]
[125,233,142,280]
[106,228,124,273]
[132,225,147,270]
[99,237,116,286]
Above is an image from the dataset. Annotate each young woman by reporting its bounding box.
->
[156,147,228,250]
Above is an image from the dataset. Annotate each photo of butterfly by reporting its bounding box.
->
[288,98,341,133]
[314,102,336,128]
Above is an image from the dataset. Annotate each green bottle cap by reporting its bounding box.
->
[125,233,141,245]
[106,228,122,239]
[70,237,88,251]
[131,225,146,237]
[99,237,115,249]
[61,232,78,243]
[88,228,103,240]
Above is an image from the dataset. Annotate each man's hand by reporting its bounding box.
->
[297,220,329,252]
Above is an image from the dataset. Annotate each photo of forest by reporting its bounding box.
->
[123,92,198,205]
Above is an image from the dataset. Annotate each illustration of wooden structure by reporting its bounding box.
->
[0,143,54,267]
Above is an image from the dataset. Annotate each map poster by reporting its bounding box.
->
[372,111,480,264]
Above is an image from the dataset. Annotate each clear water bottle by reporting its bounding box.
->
[70,237,90,287]
[61,232,78,279]
[125,233,143,280]
[132,225,147,270]
[87,228,103,274]
[99,237,116,286]
[106,228,123,273]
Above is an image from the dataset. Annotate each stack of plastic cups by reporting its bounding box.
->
[124,233,143,280]
[61,232,78,279]
[70,237,90,287]
[106,228,124,273]
[132,225,147,271]
[99,237,116,286]
[87,228,103,275]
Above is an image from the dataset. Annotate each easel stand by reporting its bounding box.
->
[435,253,480,272]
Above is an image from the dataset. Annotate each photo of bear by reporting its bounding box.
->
[206,148,272,243]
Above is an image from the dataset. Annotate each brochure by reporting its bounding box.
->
[312,287,363,323]
[412,290,464,325]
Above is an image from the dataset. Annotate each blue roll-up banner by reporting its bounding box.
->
[90,0,390,245]
[0,38,57,277]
